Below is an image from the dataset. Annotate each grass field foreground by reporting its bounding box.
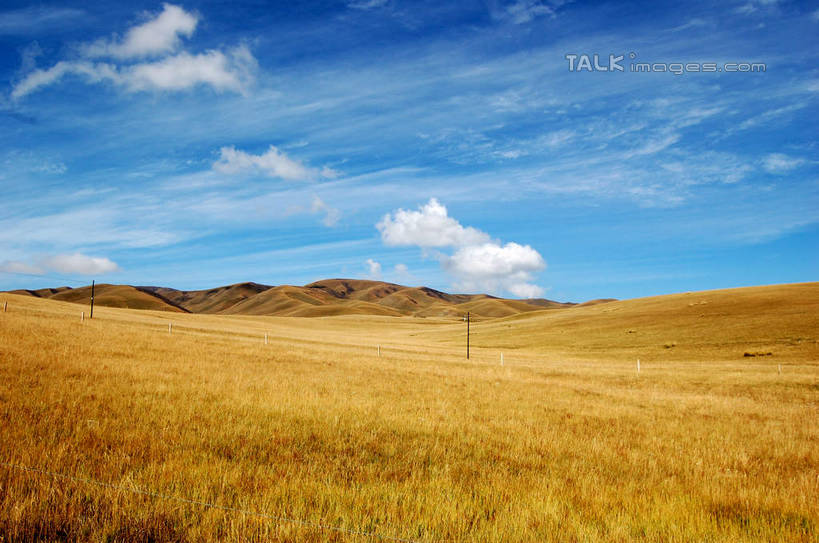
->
[1,287,817,542]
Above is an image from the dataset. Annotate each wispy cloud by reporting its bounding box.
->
[213,145,337,181]
[0,6,85,36]
[348,0,389,10]
[11,4,256,99]
[761,153,805,174]
[364,258,382,279]
[491,0,555,24]
[311,195,342,227]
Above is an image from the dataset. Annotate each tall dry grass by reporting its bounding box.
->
[0,293,816,542]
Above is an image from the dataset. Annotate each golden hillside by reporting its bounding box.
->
[10,279,569,318]
[11,284,186,313]
[460,281,819,362]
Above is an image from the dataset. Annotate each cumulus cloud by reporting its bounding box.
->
[214,145,336,181]
[310,195,341,227]
[0,260,44,275]
[761,153,804,174]
[82,4,198,59]
[443,242,545,297]
[365,258,382,279]
[377,198,490,248]
[1,253,120,277]
[377,198,545,297]
[11,4,255,99]
[40,253,120,275]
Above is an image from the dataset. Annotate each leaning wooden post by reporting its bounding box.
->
[89,280,95,319]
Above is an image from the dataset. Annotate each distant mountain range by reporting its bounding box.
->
[8,279,616,318]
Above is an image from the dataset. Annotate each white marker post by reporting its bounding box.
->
[265,333,269,345]
[3,301,6,312]
[168,323,172,334]
[81,311,84,322]
[637,359,641,375]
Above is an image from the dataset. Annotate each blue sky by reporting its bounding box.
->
[0,0,817,302]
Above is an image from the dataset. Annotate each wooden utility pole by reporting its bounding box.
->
[464,311,470,359]
[89,280,95,319]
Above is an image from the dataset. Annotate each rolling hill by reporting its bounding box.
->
[462,281,819,362]
[9,284,186,313]
[8,279,577,318]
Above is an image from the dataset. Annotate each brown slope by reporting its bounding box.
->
[9,286,73,298]
[303,278,555,317]
[141,282,272,313]
[523,298,577,309]
[5,279,576,318]
[48,284,185,312]
[221,285,335,315]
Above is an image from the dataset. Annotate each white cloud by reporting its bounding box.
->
[365,258,382,279]
[40,253,120,275]
[348,0,389,9]
[214,145,334,181]
[761,153,804,174]
[310,195,341,227]
[624,133,680,158]
[494,0,554,24]
[11,5,255,99]
[1,253,120,277]
[736,104,806,131]
[377,198,490,248]
[377,199,546,298]
[12,61,115,99]
[0,6,85,36]
[0,260,44,275]
[443,242,545,297]
[82,4,198,59]
[735,0,781,15]
[127,47,255,92]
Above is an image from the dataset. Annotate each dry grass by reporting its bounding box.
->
[0,287,817,542]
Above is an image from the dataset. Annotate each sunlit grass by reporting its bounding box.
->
[1,292,816,542]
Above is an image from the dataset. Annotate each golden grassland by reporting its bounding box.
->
[0,283,817,542]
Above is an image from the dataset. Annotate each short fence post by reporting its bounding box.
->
[168,323,172,334]
[265,333,268,345]
[3,301,6,312]
[778,364,781,374]
[81,311,84,322]
[637,359,641,375]
[377,345,381,357]
[501,352,504,366]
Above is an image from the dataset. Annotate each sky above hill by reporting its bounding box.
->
[0,0,816,302]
